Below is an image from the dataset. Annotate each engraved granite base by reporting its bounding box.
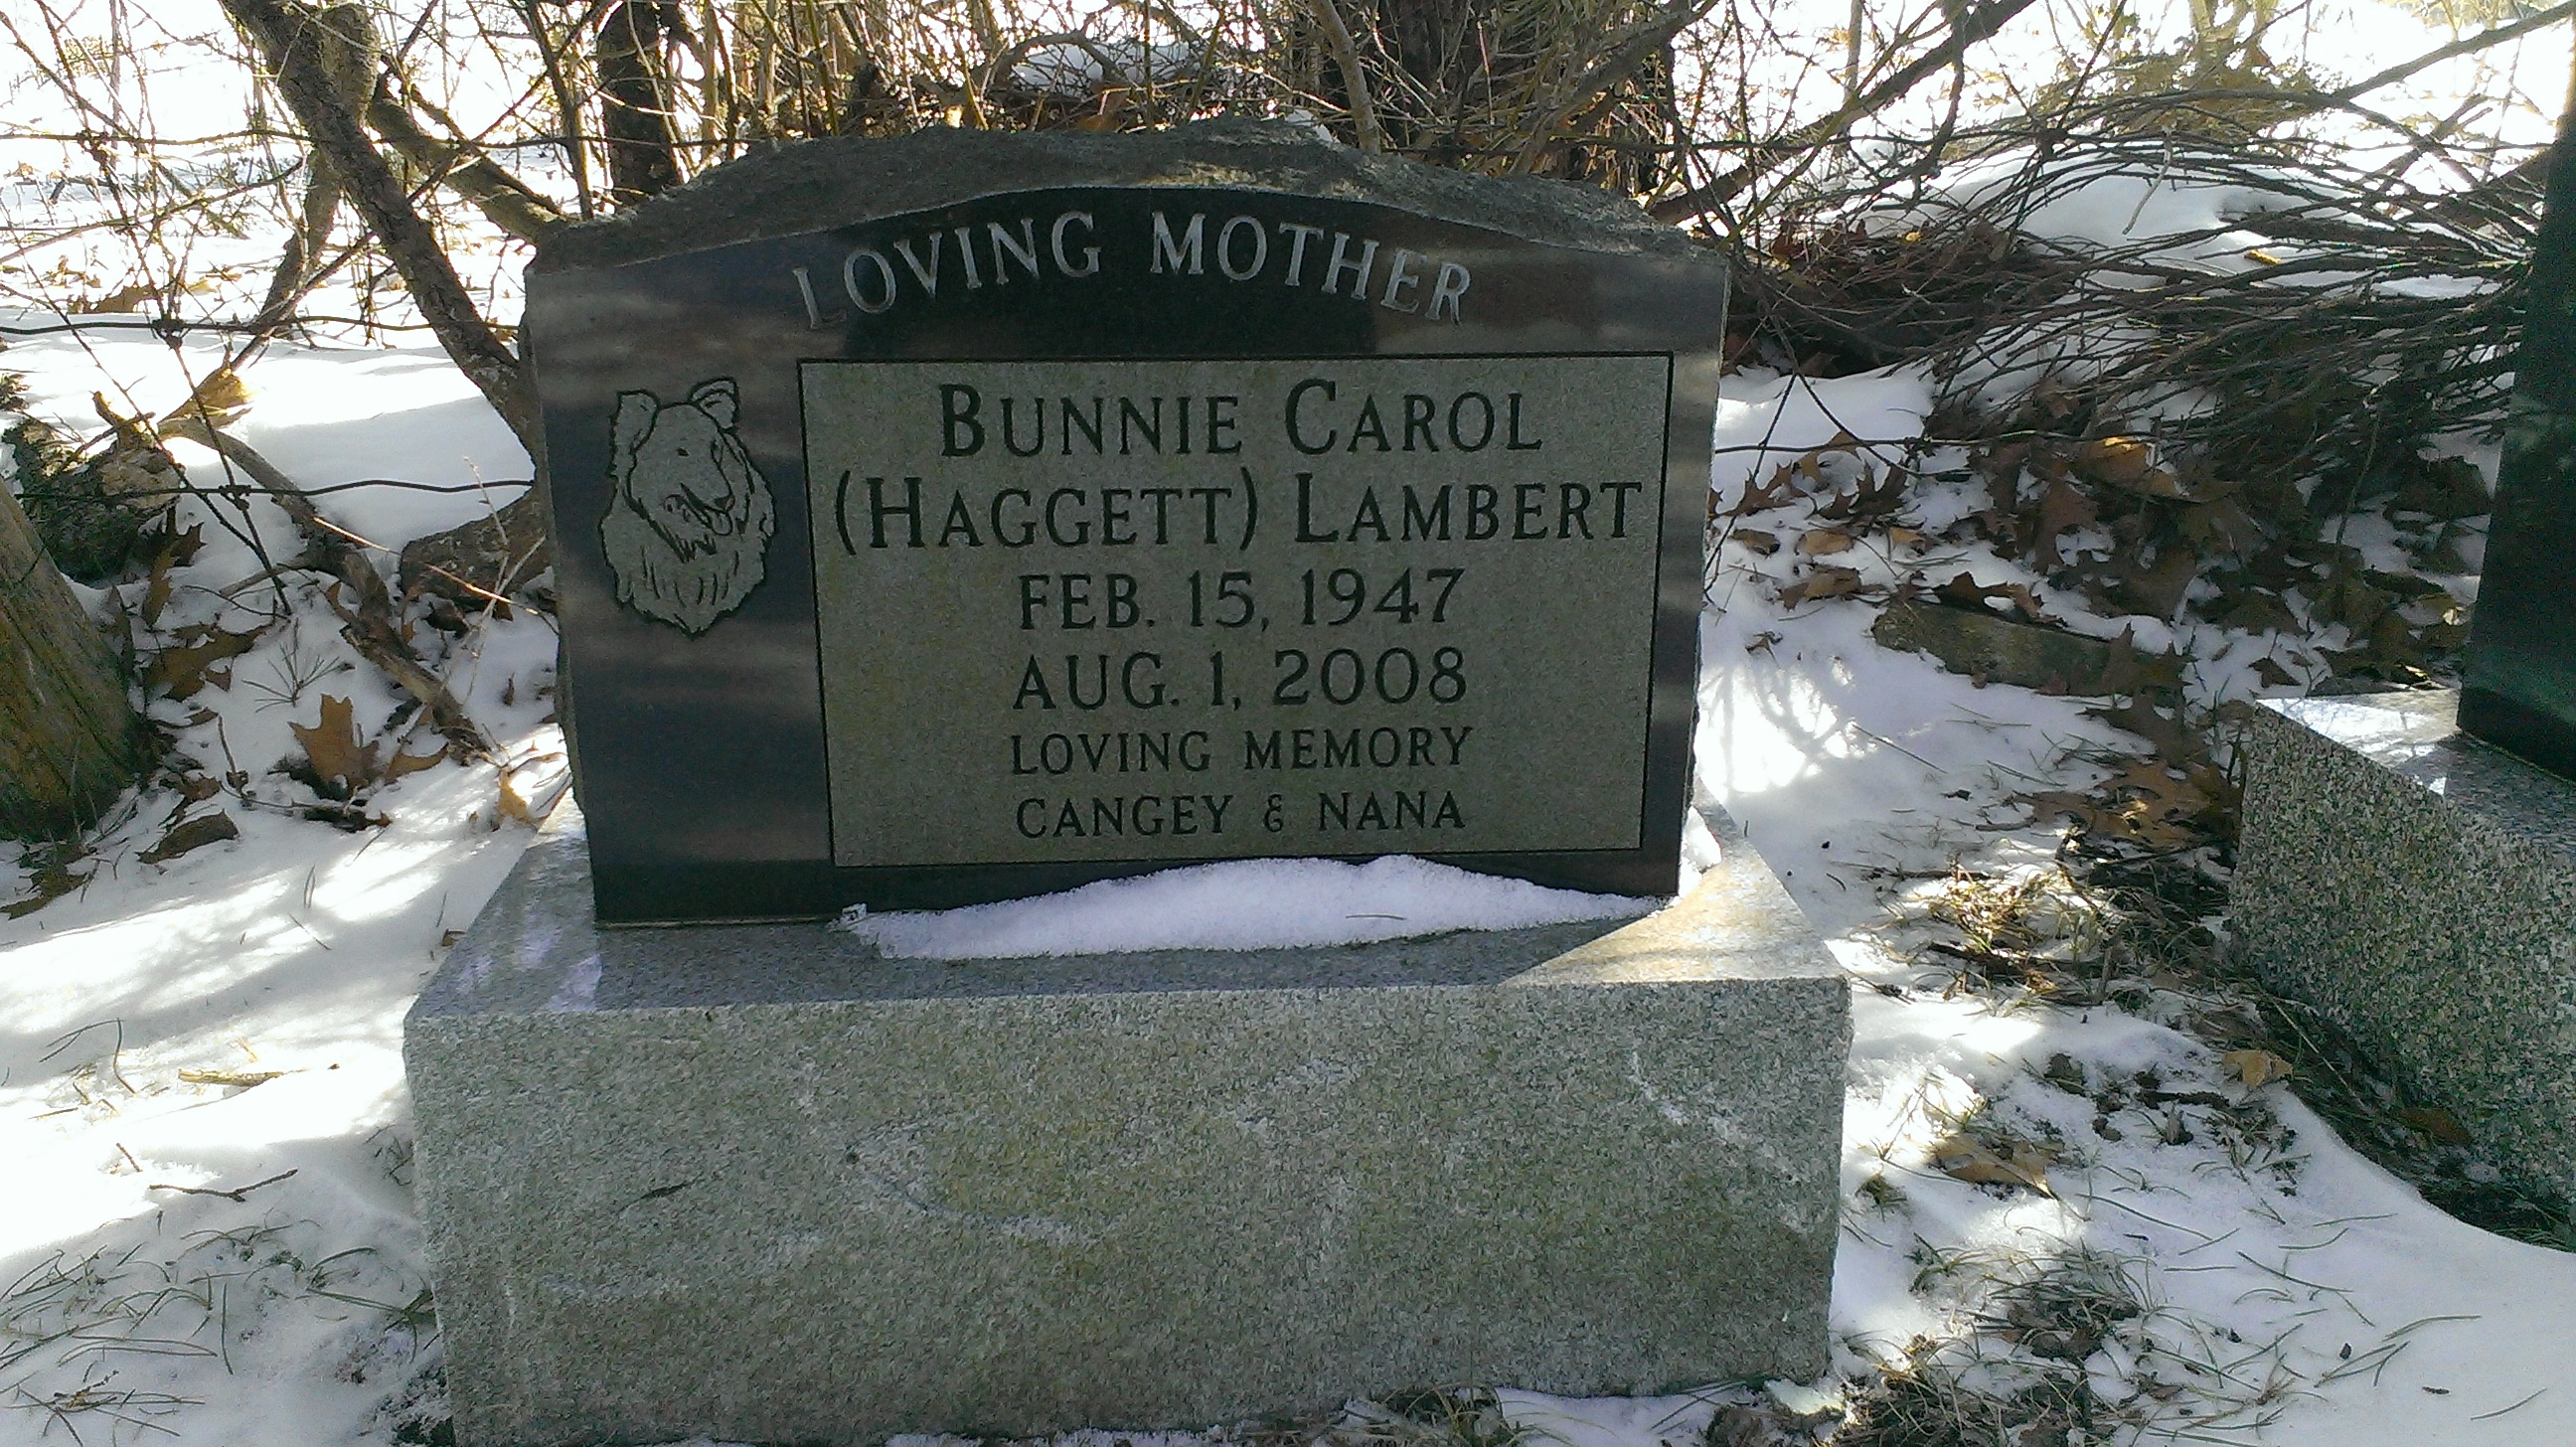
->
[2235,689,2576,1203]
[404,807,1850,1446]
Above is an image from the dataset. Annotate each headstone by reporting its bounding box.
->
[2233,691,2576,1202]
[2234,112,2576,1205]
[2459,107,2576,778]
[408,121,1852,1446]
[529,120,1715,923]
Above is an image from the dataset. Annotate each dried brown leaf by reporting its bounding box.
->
[2097,631,2186,697]
[1934,571,2049,622]
[383,741,449,781]
[138,810,240,865]
[497,770,537,825]
[2395,1106,2473,1146]
[2224,1049,2294,1088]
[2215,586,2301,634]
[78,281,158,314]
[2118,548,2199,620]
[3,857,93,918]
[1931,1130,2055,1195]
[161,366,251,431]
[2317,574,2394,633]
[2023,757,2216,849]
[2071,436,2183,497]
[2179,496,2264,557]
[1777,564,1865,608]
[2030,480,2099,568]
[290,696,381,796]
[144,625,261,700]
[161,522,206,567]
[1815,467,1908,522]
[2100,760,2209,812]
[142,552,174,626]
[2092,697,2195,763]
[1726,467,1802,517]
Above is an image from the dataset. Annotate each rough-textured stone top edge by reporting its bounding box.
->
[532,118,1707,274]
[405,797,1843,1025]
[2255,688,2576,856]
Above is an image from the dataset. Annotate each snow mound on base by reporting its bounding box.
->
[835,855,1655,959]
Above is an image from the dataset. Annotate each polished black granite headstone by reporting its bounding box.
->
[2460,109,2576,778]
[528,120,1728,923]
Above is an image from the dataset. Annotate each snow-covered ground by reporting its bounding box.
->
[5,0,2573,1439]
[1696,375,2576,1446]
[4,325,2572,1446]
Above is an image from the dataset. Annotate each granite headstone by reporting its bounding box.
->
[2234,110,2576,1205]
[410,122,1851,1446]
[528,119,1724,922]
[2460,106,2576,776]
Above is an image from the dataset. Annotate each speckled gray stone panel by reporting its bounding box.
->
[2234,690,2576,1200]
[406,805,1848,1446]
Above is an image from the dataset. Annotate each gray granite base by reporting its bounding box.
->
[404,807,1849,1446]
[2234,689,2576,1202]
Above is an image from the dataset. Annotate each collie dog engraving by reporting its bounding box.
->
[599,378,775,633]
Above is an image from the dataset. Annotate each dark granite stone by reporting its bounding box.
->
[526,120,1729,923]
[2460,107,2576,779]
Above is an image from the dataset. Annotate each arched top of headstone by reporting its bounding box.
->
[533,118,1708,274]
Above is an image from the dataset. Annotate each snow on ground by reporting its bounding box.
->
[5,333,2573,1447]
[0,758,535,1445]
[0,323,531,555]
[1699,365,2576,1444]
[5,0,2574,1434]
[0,313,562,1446]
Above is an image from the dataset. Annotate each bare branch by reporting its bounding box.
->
[2332,0,2576,104]
[369,78,566,244]
[220,0,538,456]
[1309,0,1384,154]
[1651,0,2041,221]
[1510,0,1715,176]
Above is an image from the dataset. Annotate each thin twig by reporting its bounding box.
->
[145,1169,297,1203]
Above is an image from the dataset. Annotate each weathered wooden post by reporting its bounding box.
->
[0,483,147,838]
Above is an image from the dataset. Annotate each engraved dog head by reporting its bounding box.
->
[599,378,775,634]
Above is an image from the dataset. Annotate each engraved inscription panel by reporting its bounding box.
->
[805,355,1673,868]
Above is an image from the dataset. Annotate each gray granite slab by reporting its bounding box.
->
[2234,689,2576,1202]
[406,803,1850,1446]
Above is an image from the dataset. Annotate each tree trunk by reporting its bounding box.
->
[223,0,539,457]
[0,485,147,839]
[598,2,683,206]
[250,2,377,333]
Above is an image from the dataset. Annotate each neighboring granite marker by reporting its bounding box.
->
[2460,106,2576,775]
[2235,108,2576,1206]
[406,122,1850,1447]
